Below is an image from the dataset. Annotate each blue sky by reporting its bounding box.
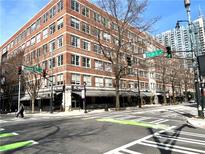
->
[0,0,205,46]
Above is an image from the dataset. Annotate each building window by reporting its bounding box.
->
[93,12,100,22]
[31,23,36,32]
[26,40,30,47]
[42,60,47,69]
[71,35,80,48]
[43,12,49,23]
[31,37,35,45]
[104,63,112,72]
[36,18,41,29]
[82,22,90,33]
[82,6,89,17]
[71,0,79,12]
[37,48,41,57]
[49,58,55,68]
[57,36,63,48]
[71,74,80,85]
[92,27,100,38]
[57,54,63,66]
[43,28,48,39]
[43,44,47,54]
[57,18,64,30]
[93,44,101,54]
[57,0,63,12]
[105,78,112,87]
[82,57,91,68]
[82,40,90,51]
[36,33,41,43]
[71,55,80,66]
[70,17,80,30]
[49,23,56,34]
[83,75,91,86]
[49,6,56,18]
[95,60,103,70]
[57,74,64,85]
[95,77,103,87]
[103,32,111,41]
[50,40,55,52]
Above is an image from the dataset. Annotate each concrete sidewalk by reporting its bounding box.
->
[187,117,205,129]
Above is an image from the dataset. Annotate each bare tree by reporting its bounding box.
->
[0,51,24,111]
[96,0,158,110]
[22,47,43,113]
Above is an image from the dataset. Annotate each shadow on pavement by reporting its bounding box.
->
[147,124,195,154]
[168,109,195,118]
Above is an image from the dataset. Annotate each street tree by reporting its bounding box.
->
[0,51,24,111]
[22,48,43,113]
[96,0,158,110]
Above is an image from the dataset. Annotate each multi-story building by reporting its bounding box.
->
[0,0,181,111]
[156,16,205,56]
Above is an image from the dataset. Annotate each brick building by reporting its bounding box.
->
[1,0,173,111]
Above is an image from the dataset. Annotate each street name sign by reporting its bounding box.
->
[143,49,163,58]
[22,65,43,73]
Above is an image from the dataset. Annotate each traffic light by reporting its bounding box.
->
[127,57,132,66]
[166,46,172,58]
[42,69,47,78]
[17,66,22,75]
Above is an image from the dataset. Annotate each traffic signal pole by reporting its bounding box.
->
[18,74,21,111]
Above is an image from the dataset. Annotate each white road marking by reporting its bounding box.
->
[0,120,8,123]
[155,119,169,124]
[121,148,143,154]
[0,128,5,131]
[166,130,205,138]
[104,126,176,154]
[150,119,164,124]
[142,140,205,154]
[133,117,151,122]
[155,134,205,146]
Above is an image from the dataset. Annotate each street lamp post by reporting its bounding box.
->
[179,0,204,118]
[82,82,87,113]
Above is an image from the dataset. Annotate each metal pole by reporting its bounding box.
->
[184,0,204,118]
[18,75,21,111]
[50,51,54,113]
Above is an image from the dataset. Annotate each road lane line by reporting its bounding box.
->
[0,132,18,138]
[0,140,38,152]
[115,115,137,120]
[0,128,5,131]
[133,117,152,122]
[143,140,205,154]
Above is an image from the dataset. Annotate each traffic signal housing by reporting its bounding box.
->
[17,66,22,75]
[42,69,47,78]
[166,46,172,58]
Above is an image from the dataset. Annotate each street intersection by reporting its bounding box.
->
[0,104,205,154]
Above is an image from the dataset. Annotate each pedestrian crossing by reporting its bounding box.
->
[104,126,205,154]
[0,128,38,152]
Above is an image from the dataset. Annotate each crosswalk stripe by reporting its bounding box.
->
[166,130,205,138]
[121,148,142,154]
[115,115,137,120]
[138,141,198,154]
[150,119,164,123]
[0,120,8,123]
[142,140,205,154]
[155,134,205,146]
[0,128,5,131]
[155,119,169,124]
[133,117,151,122]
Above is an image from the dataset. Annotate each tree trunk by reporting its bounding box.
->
[32,97,35,113]
[137,69,142,108]
[171,82,175,104]
[184,81,188,102]
[115,76,120,110]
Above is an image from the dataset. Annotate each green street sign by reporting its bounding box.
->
[22,65,43,73]
[143,49,164,58]
[34,66,43,73]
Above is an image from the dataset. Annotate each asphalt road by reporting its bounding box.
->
[1,103,205,154]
